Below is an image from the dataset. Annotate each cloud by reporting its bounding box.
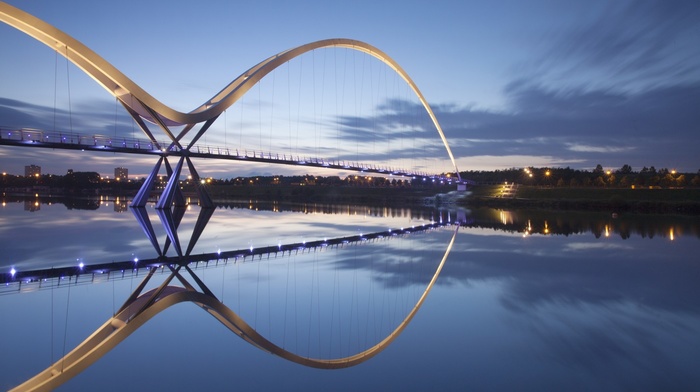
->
[565,144,635,154]
[563,242,633,252]
[2,77,699,177]
[433,82,700,171]
[527,0,700,92]
[318,2,700,173]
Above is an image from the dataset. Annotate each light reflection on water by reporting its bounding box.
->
[1,197,699,391]
[0,198,441,271]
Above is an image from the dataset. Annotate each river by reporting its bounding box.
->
[1,196,698,391]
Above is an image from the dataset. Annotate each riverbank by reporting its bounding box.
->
[2,184,454,206]
[463,185,700,215]
[7,183,700,214]
[207,184,452,206]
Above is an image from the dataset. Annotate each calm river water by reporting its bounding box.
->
[1,196,699,391]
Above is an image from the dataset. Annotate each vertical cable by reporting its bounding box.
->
[114,97,118,139]
[295,56,303,154]
[287,60,293,157]
[255,254,260,328]
[112,272,116,316]
[65,47,73,133]
[60,279,71,372]
[221,262,226,305]
[283,248,291,349]
[239,93,244,150]
[269,70,275,154]
[312,50,317,158]
[50,277,54,363]
[258,80,262,153]
[53,51,58,132]
[268,257,273,340]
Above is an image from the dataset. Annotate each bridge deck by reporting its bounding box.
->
[1,127,464,184]
[1,221,455,286]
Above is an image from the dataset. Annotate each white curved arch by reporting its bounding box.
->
[0,2,460,174]
[12,228,457,391]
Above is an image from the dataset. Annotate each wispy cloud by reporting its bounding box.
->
[526,0,700,92]
[433,82,700,171]
[3,78,699,176]
[564,242,633,252]
[566,144,636,154]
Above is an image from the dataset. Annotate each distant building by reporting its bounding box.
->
[25,165,41,177]
[114,167,128,181]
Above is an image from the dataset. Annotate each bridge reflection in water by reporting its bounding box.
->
[4,202,460,391]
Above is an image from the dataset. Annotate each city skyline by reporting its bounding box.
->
[1,0,698,178]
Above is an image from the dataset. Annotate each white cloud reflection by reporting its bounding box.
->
[564,242,633,252]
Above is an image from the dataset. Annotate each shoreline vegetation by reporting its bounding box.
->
[464,185,700,215]
[3,184,699,215]
[3,167,700,214]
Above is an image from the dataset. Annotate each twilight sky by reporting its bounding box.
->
[0,0,698,178]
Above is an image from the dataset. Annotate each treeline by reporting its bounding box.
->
[6,165,697,191]
[460,165,700,188]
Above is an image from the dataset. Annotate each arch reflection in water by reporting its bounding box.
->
[9,205,459,392]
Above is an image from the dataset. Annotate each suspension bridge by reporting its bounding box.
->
[0,2,468,211]
[1,2,466,390]
[0,126,459,185]
[5,225,457,391]
[2,198,461,391]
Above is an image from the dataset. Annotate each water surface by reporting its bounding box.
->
[1,197,698,391]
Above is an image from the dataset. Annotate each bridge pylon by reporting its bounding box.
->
[124,104,217,209]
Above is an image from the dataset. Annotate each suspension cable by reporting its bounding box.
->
[53,50,58,132]
[65,46,73,133]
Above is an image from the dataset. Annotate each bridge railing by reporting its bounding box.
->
[1,221,457,291]
[186,144,440,179]
[0,127,164,151]
[1,126,464,184]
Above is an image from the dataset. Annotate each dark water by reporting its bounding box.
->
[1,197,698,391]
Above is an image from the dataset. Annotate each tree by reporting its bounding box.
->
[691,175,700,187]
[619,176,630,188]
[617,164,633,174]
[675,175,686,187]
[593,164,604,174]
[648,175,660,187]
[660,173,675,188]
